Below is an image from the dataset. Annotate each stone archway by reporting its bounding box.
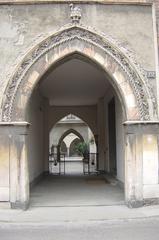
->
[58,129,84,158]
[1,25,156,122]
[1,25,157,209]
[58,129,84,146]
[69,138,81,157]
[60,140,67,156]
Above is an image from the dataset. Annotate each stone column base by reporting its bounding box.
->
[10,201,29,210]
[126,200,144,208]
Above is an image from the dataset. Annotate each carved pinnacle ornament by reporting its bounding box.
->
[69,4,81,24]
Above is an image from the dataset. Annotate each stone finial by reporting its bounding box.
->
[69,4,81,24]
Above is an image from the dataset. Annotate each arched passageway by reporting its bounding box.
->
[49,114,97,175]
[1,26,156,209]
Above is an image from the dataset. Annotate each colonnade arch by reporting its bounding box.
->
[57,129,85,159]
[58,129,84,147]
[60,140,67,155]
[1,25,157,209]
[58,129,84,158]
[69,138,81,157]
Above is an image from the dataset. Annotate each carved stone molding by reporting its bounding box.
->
[1,24,157,121]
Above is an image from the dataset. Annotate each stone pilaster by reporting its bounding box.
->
[0,122,30,210]
[124,121,159,208]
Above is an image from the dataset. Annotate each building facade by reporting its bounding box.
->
[0,0,159,209]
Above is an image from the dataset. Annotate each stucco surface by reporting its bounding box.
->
[0,4,156,109]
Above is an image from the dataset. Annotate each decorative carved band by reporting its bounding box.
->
[1,25,156,121]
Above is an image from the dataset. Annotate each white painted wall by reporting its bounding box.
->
[27,89,45,183]
[143,135,159,199]
[0,133,9,201]
[63,133,80,149]
[88,128,97,154]
[115,97,125,183]
[104,88,124,183]
[97,98,106,170]
[48,106,97,135]
[143,135,158,185]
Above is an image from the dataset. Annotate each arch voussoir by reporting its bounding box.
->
[1,25,155,122]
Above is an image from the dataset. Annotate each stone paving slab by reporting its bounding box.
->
[1,205,159,224]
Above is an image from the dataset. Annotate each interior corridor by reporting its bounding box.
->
[27,55,126,208]
[30,175,124,207]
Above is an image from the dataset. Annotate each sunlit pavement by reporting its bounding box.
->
[0,217,159,240]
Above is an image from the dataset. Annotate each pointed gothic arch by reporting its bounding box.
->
[1,25,156,122]
[58,128,84,147]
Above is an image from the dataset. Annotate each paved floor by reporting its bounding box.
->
[49,160,83,175]
[49,160,96,175]
[1,204,159,223]
[1,217,159,240]
[30,175,124,207]
[1,165,159,239]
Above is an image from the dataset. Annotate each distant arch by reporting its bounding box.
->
[60,140,67,155]
[58,129,84,147]
[49,111,97,137]
[69,138,81,157]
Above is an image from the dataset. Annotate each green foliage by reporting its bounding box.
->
[75,141,89,157]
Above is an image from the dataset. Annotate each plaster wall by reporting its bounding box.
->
[26,89,45,183]
[97,98,106,170]
[48,106,97,134]
[143,134,159,199]
[0,3,156,110]
[88,128,97,153]
[0,124,29,205]
[63,134,80,149]
[0,128,9,201]
[115,96,125,183]
[104,88,124,183]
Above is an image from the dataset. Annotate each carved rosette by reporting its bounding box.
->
[1,25,157,122]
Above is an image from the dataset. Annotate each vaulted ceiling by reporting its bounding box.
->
[39,58,110,106]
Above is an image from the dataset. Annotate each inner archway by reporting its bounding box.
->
[49,114,97,175]
[69,138,81,157]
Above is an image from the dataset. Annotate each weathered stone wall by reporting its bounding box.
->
[0,0,158,207]
[0,127,9,201]
[103,88,125,183]
[0,3,156,111]
[26,88,45,183]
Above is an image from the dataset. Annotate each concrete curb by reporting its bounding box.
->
[1,205,159,225]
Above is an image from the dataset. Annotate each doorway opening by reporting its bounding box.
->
[2,26,153,209]
[49,114,97,176]
[28,54,125,207]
